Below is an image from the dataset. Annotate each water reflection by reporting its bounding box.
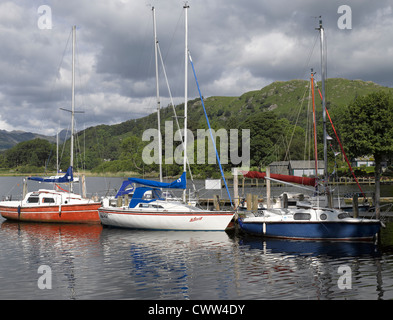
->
[1,218,393,300]
[236,232,389,300]
[0,220,103,299]
[240,236,381,258]
[98,229,238,300]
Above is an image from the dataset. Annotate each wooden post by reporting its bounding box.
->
[214,194,220,210]
[352,193,359,218]
[81,174,87,199]
[22,178,28,199]
[327,191,333,208]
[266,167,271,209]
[233,168,239,209]
[282,193,288,208]
[252,194,258,211]
[246,193,252,211]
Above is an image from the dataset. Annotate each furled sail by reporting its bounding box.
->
[244,171,316,187]
[128,171,187,189]
[28,166,73,183]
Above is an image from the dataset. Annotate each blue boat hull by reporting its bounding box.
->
[238,219,381,241]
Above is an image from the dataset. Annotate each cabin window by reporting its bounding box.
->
[139,203,149,208]
[43,198,55,203]
[27,197,39,203]
[338,212,350,219]
[151,204,163,209]
[293,212,311,220]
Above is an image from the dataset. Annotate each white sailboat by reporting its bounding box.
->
[98,6,234,231]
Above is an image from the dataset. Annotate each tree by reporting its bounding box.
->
[239,112,286,169]
[340,91,393,218]
[4,138,55,169]
[119,135,149,173]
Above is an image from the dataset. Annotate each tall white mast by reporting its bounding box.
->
[183,3,189,202]
[70,25,76,193]
[318,17,329,205]
[152,7,162,182]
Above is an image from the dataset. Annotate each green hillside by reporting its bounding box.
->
[1,78,392,176]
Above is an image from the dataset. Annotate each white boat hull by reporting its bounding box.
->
[98,207,234,231]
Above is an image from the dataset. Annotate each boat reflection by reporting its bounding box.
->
[1,219,103,241]
[239,235,381,258]
[0,220,103,299]
[98,228,237,299]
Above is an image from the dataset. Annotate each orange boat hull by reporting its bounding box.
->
[0,203,102,224]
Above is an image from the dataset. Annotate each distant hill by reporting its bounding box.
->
[2,78,392,172]
[78,78,390,139]
[0,129,69,151]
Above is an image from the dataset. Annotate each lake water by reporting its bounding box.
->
[0,176,393,301]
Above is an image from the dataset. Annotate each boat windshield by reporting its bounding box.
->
[27,196,39,203]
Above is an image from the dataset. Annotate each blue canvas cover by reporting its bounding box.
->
[129,187,164,208]
[115,180,134,198]
[28,166,73,183]
[128,171,186,189]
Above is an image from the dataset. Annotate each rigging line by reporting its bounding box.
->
[299,33,319,80]
[188,51,233,207]
[313,80,366,199]
[162,7,184,63]
[58,124,71,170]
[73,32,89,175]
[157,43,197,193]
[283,82,310,161]
[42,28,72,135]
[304,81,312,164]
[49,28,73,97]
[74,31,88,115]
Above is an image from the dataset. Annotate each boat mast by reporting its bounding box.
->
[318,17,330,205]
[152,7,162,182]
[70,25,76,193]
[183,3,189,202]
[311,68,318,191]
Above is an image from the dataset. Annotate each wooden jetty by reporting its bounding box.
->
[223,176,393,188]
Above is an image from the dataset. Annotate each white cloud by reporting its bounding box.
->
[0,0,392,136]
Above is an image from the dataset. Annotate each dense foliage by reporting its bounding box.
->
[340,91,393,216]
[0,139,56,173]
[0,79,392,178]
[340,91,393,162]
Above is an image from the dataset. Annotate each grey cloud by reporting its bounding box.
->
[0,0,392,135]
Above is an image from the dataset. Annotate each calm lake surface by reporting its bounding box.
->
[0,176,393,300]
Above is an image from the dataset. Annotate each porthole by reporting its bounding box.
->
[294,212,311,220]
[320,213,327,220]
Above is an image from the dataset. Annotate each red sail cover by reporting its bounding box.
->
[244,171,316,187]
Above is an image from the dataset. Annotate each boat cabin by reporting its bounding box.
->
[22,190,83,206]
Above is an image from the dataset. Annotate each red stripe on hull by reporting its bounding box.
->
[0,203,101,224]
[98,209,234,217]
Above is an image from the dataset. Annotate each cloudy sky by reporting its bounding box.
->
[0,0,392,136]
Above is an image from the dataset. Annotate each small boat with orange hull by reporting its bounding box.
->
[0,27,102,224]
[0,188,101,224]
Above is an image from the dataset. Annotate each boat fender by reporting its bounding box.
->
[381,221,386,228]
[17,205,21,219]
[59,204,62,218]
